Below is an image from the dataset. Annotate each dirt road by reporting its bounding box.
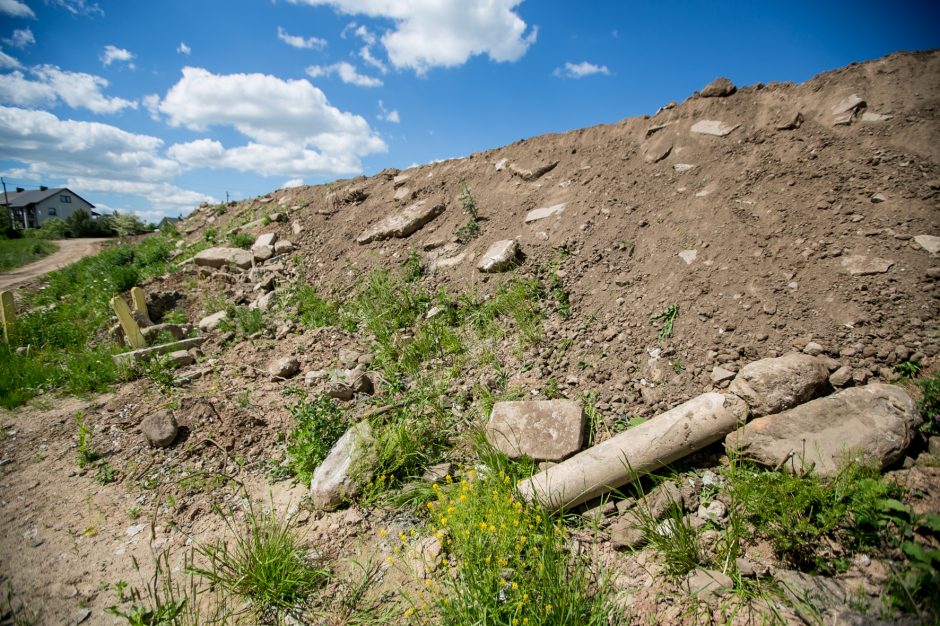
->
[0,237,111,291]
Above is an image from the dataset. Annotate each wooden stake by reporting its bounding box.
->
[110,295,146,349]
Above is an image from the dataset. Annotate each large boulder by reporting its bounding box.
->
[725,383,919,477]
[485,400,585,462]
[728,353,830,417]
[699,77,736,98]
[357,200,445,244]
[193,247,253,270]
[310,420,375,511]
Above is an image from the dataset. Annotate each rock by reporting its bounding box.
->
[726,383,919,477]
[310,421,374,511]
[198,310,227,332]
[608,516,646,549]
[525,203,566,223]
[494,158,508,171]
[643,137,672,163]
[728,353,831,417]
[690,120,740,137]
[775,111,803,130]
[250,291,275,312]
[861,111,892,122]
[700,77,736,98]
[509,160,559,181]
[141,411,178,448]
[252,245,274,262]
[711,366,736,384]
[870,193,886,203]
[393,173,410,187]
[775,569,846,609]
[268,356,300,380]
[641,480,683,519]
[357,200,445,244]
[291,220,304,235]
[928,437,940,455]
[485,400,586,462]
[802,341,825,356]
[273,240,294,255]
[141,323,189,342]
[841,255,894,275]
[673,163,695,173]
[685,568,733,601]
[831,94,866,116]
[697,499,726,524]
[913,235,940,255]
[393,186,411,201]
[167,349,194,367]
[325,381,354,401]
[422,462,454,483]
[193,247,253,270]
[253,232,278,248]
[478,239,519,273]
[829,366,853,388]
[678,249,698,265]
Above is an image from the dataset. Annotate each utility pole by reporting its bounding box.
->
[226,191,229,203]
[1,177,9,230]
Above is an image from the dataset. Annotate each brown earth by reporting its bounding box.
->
[1,50,939,625]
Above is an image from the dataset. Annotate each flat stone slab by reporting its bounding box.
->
[193,247,253,270]
[728,353,830,418]
[310,420,374,511]
[485,400,585,462]
[478,239,519,273]
[113,336,206,366]
[253,233,277,249]
[509,160,559,181]
[643,137,672,163]
[725,383,919,477]
[357,200,445,244]
[678,250,698,265]
[914,235,940,255]
[841,255,894,275]
[831,94,865,115]
[690,120,740,137]
[525,203,566,223]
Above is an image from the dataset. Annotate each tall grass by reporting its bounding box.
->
[0,238,58,271]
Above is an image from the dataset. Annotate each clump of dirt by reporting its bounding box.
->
[1,49,938,625]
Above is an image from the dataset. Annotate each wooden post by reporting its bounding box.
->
[0,290,15,343]
[130,286,151,324]
[110,295,146,349]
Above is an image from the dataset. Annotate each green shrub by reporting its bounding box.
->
[276,391,348,483]
[227,232,254,249]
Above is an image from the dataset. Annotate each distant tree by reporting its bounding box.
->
[0,207,15,238]
[110,211,148,237]
[66,208,99,237]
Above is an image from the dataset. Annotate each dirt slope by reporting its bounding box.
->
[1,49,938,625]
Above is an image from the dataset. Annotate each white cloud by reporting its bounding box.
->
[67,177,215,213]
[282,178,304,188]
[277,26,326,50]
[100,45,134,68]
[306,61,381,87]
[155,67,386,177]
[0,105,181,183]
[290,0,536,74]
[377,99,399,123]
[0,65,137,113]
[4,27,34,48]
[48,0,103,17]
[0,49,22,69]
[177,42,191,55]
[0,0,35,18]
[554,61,610,79]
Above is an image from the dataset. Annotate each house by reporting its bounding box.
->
[2,186,95,229]
[158,216,181,229]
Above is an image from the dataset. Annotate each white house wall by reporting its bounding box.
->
[35,191,93,225]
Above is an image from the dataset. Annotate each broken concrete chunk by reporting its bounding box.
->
[841,255,894,275]
[728,353,830,418]
[486,400,585,462]
[690,120,741,137]
[699,77,736,98]
[725,383,919,477]
[357,200,445,244]
[198,310,227,332]
[478,239,519,273]
[310,420,374,511]
[193,247,253,270]
[831,94,866,116]
[524,203,566,223]
[913,235,940,255]
[509,160,559,182]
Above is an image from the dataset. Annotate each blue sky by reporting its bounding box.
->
[0,0,937,223]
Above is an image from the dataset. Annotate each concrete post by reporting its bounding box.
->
[0,290,15,343]
[517,393,748,511]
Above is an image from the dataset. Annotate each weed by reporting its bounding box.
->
[190,502,328,619]
[276,391,348,483]
[219,305,265,337]
[915,371,940,436]
[203,227,217,244]
[290,283,339,329]
[650,304,679,340]
[161,308,188,325]
[127,507,141,520]
[424,444,610,625]
[670,359,684,374]
[227,232,254,250]
[401,251,424,282]
[140,353,177,391]
[455,184,481,242]
[76,412,100,468]
[894,360,922,379]
[629,478,704,577]
[542,378,562,399]
[95,462,116,485]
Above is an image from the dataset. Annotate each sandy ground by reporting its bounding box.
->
[0,238,111,291]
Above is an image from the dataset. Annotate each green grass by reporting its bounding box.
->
[190,502,328,620]
[0,235,176,408]
[291,283,340,329]
[0,238,59,271]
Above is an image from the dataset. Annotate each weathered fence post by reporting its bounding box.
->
[0,290,15,343]
[110,295,146,349]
